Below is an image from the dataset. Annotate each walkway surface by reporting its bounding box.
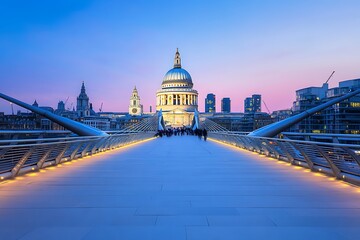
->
[1,136,360,240]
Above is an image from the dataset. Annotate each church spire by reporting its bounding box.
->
[132,86,138,96]
[174,48,181,68]
[81,81,86,94]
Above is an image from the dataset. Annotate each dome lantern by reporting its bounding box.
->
[161,48,193,88]
[174,48,181,68]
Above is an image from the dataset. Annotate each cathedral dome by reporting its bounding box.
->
[162,68,193,87]
[161,49,193,88]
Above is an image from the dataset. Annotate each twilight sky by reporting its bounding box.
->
[1,0,360,114]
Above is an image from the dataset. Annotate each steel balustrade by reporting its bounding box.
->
[0,95,162,181]
[199,117,230,132]
[281,132,360,144]
[0,130,72,141]
[209,131,360,186]
[0,132,155,181]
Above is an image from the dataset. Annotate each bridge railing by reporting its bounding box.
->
[281,132,360,144]
[209,131,360,186]
[0,131,155,181]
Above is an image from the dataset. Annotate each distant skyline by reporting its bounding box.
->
[1,0,360,114]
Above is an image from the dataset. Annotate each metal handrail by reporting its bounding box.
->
[0,130,71,134]
[0,131,156,180]
[0,135,100,145]
[209,131,360,186]
[282,132,360,138]
[214,131,360,148]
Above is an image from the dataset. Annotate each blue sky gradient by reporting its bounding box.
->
[1,0,360,113]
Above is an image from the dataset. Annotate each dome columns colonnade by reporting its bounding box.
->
[157,93,198,107]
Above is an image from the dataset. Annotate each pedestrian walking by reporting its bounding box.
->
[203,128,208,141]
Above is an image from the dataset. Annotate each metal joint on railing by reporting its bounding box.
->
[315,145,341,178]
[11,147,35,177]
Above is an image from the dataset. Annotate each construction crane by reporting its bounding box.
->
[64,96,69,106]
[262,100,271,114]
[325,71,335,84]
[99,102,103,112]
[68,103,73,111]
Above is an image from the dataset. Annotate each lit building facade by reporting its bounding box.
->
[244,97,252,113]
[291,83,328,133]
[82,116,111,131]
[205,93,216,113]
[156,49,198,127]
[252,94,261,113]
[292,83,328,113]
[207,112,273,132]
[244,94,261,113]
[271,109,292,122]
[290,80,360,134]
[0,102,55,130]
[323,79,360,134]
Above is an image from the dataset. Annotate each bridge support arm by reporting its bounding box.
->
[0,92,108,137]
[248,88,360,138]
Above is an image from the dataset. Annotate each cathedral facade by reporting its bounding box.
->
[156,49,198,127]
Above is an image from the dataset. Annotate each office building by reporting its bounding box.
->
[244,97,252,113]
[291,80,360,134]
[221,98,231,113]
[244,94,261,113]
[205,93,216,113]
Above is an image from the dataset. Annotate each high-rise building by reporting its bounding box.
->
[57,101,65,112]
[252,94,261,113]
[244,97,252,113]
[221,98,231,113]
[129,86,143,116]
[292,83,328,113]
[244,94,261,113]
[325,79,360,134]
[291,83,328,133]
[205,93,216,113]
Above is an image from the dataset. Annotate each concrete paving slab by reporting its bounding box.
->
[0,136,360,239]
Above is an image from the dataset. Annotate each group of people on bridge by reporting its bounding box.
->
[155,127,208,141]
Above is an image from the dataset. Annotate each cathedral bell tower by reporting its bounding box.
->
[76,82,90,118]
[129,86,143,116]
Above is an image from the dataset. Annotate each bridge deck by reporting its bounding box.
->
[1,136,360,240]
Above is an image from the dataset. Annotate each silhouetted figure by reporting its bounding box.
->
[197,129,202,140]
[203,128,208,141]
